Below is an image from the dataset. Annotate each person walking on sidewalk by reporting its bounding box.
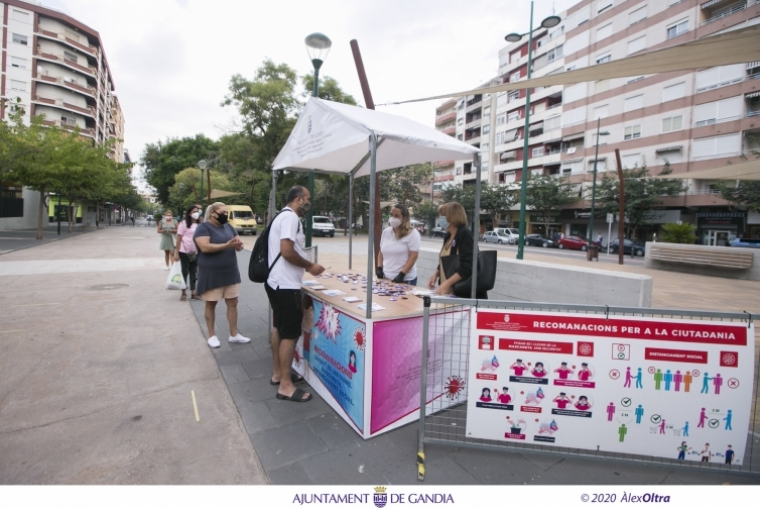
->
[175,204,202,302]
[193,202,250,348]
[266,186,325,403]
[131,215,135,227]
[157,211,178,270]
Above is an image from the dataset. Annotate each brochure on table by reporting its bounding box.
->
[465,309,755,465]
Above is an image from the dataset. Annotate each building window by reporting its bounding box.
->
[667,19,688,39]
[663,82,686,102]
[627,36,646,55]
[12,9,30,22]
[508,111,520,123]
[508,91,520,102]
[10,80,26,92]
[596,23,613,41]
[696,64,745,92]
[596,53,611,64]
[597,0,613,14]
[624,125,641,140]
[662,115,683,133]
[624,94,643,112]
[457,134,463,141]
[64,29,81,42]
[694,96,743,126]
[482,124,491,134]
[593,104,609,119]
[629,6,647,25]
[64,51,78,63]
[594,79,610,94]
[483,106,491,116]
[627,76,645,84]
[510,71,521,83]
[532,147,545,158]
[457,118,464,125]
[544,115,561,131]
[12,33,28,46]
[61,116,77,126]
[547,45,563,62]
[11,57,27,69]
[692,133,741,159]
[621,153,641,168]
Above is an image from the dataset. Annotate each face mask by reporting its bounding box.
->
[191,212,200,220]
[438,216,449,229]
[299,200,311,214]
[388,217,402,229]
[215,212,228,224]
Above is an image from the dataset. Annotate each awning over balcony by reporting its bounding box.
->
[562,132,585,142]
[500,150,516,160]
[529,121,544,130]
[654,158,760,180]
[655,145,683,153]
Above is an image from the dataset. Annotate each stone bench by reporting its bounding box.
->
[645,243,760,280]
[649,244,753,269]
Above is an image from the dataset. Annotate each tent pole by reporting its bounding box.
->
[268,169,278,347]
[472,153,481,299]
[366,133,377,319]
[348,173,354,269]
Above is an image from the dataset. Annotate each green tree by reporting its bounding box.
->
[415,200,440,233]
[167,167,232,211]
[525,174,578,235]
[480,183,518,227]
[660,222,697,244]
[595,164,686,239]
[141,134,219,205]
[714,181,760,212]
[301,74,357,105]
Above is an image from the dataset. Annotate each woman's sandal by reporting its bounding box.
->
[191,294,202,301]
[180,293,188,301]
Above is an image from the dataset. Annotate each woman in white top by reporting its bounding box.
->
[376,204,421,286]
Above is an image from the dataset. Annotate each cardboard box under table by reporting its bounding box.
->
[293,269,467,439]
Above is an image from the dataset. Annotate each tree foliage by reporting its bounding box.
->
[660,222,697,244]
[594,164,686,238]
[525,174,578,233]
[714,180,760,212]
[301,74,358,105]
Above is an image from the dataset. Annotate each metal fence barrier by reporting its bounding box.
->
[417,297,760,480]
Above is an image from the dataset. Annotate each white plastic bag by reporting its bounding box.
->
[165,262,187,291]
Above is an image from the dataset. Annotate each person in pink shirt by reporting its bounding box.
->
[511,359,527,376]
[577,363,593,381]
[480,388,492,402]
[553,392,571,409]
[174,204,202,301]
[574,395,592,411]
[497,386,512,404]
[531,362,547,378]
[554,361,573,379]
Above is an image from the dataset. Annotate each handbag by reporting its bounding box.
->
[165,262,187,291]
[440,250,497,298]
[187,251,198,263]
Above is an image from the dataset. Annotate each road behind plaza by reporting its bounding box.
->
[0,226,757,485]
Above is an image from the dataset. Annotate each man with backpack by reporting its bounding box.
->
[264,186,325,403]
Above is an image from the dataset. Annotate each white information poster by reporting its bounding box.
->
[466,309,755,465]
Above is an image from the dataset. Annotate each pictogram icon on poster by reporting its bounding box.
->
[609,369,620,380]
[692,370,700,377]
[612,343,630,360]
[728,378,740,389]
[578,342,594,357]
[720,351,738,368]
[647,366,656,374]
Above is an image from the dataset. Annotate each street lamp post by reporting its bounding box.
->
[505,2,561,260]
[588,118,610,245]
[304,32,332,249]
[198,159,207,209]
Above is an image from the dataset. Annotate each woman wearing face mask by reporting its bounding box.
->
[174,204,202,301]
[376,204,421,286]
[157,210,178,270]
[193,202,250,348]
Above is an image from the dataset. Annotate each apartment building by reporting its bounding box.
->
[450,0,760,244]
[1,0,124,229]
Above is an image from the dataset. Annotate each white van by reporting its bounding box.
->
[494,227,520,244]
[312,216,335,237]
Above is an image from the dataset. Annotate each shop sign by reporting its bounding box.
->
[530,214,558,223]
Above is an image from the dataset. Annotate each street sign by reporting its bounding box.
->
[606,213,613,223]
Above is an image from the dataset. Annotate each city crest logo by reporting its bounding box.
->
[373,486,388,508]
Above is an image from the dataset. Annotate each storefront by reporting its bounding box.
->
[696,212,745,246]
[529,213,561,238]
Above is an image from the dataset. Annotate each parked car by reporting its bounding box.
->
[524,234,555,248]
[557,235,590,251]
[730,237,760,248]
[609,238,645,256]
[431,227,446,238]
[494,227,520,244]
[312,216,335,237]
[483,230,513,244]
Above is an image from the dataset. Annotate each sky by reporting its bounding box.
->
[40,0,580,188]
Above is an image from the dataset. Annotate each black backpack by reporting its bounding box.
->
[248,209,297,283]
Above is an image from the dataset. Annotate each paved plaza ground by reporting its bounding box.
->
[0,225,758,485]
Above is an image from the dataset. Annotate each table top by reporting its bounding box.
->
[301,268,434,321]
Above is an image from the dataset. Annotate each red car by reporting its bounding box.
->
[557,235,590,251]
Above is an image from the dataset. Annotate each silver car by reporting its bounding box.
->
[482,230,513,244]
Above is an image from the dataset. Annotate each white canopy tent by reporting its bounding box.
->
[272,98,480,317]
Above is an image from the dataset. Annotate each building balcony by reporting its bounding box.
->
[37,28,98,57]
[494,160,524,173]
[435,111,456,125]
[35,47,97,77]
[41,119,95,138]
[35,72,96,98]
[434,160,455,169]
[465,117,482,130]
[700,0,756,26]
[34,95,96,118]
[529,152,562,166]
[441,125,456,136]
[434,174,455,182]
[466,101,483,113]
[464,133,481,143]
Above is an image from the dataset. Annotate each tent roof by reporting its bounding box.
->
[272,98,478,177]
[209,189,244,199]
[394,24,760,104]
[656,158,760,181]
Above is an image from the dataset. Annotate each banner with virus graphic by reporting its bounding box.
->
[308,299,366,432]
